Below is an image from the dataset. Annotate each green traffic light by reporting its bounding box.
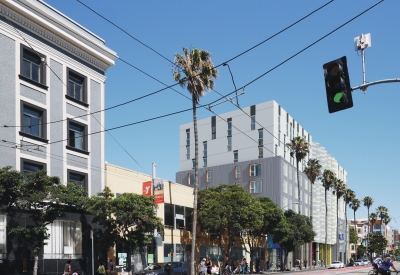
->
[333,92,343,103]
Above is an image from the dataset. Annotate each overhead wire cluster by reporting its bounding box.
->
[0,0,384,178]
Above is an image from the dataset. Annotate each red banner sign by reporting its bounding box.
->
[142,181,152,196]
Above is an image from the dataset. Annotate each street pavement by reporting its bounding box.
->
[260,262,400,275]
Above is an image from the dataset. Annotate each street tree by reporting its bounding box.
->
[197,184,254,255]
[320,169,335,267]
[369,213,378,230]
[278,210,315,271]
[173,47,218,275]
[349,227,358,245]
[366,233,387,256]
[344,188,355,261]
[88,187,164,269]
[0,166,24,215]
[303,159,322,226]
[376,206,390,238]
[333,179,346,261]
[4,169,87,275]
[349,198,361,259]
[362,196,374,260]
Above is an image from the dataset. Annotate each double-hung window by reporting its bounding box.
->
[66,68,87,106]
[227,118,232,136]
[20,102,47,141]
[249,164,262,177]
[20,45,46,87]
[233,150,238,163]
[188,173,195,185]
[67,170,88,192]
[206,171,211,183]
[250,116,256,130]
[227,137,232,152]
[258,129,263,146]
[234,166,241,179]
[21,158,46,175]
[249,180,262,194]
[211,116,216,140]
[67,120,88,153]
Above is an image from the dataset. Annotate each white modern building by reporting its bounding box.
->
[0,0,117,274]
[310,142,348,262]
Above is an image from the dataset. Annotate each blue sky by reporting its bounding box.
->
[45,0,400,225]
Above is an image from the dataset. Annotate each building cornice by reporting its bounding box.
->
[0,1,115,72]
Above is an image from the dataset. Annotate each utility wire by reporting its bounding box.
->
[1,1,384,151]
[0,9,149,174]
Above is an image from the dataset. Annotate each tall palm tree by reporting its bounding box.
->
[333,179,346,261]
[362,196,374,260]
[304,158,322,269]
[349,198,360,259]
[286,136,309,214]
[173,47,218,275]
[369,212,377,231]
[321,169,335,268]
[303,158,322,226]
[344,189,355,263]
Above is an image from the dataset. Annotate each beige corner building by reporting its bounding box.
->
[105,163,266,273]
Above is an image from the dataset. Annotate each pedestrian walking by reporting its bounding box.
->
[109,259,115,275]
[96,262,106,275]
[205,257,212,275]
[165,262,174,275]
[72,269,78,275]
[64,260,72,275]
[266,259,270,272]
[240,258,247,274]
[312,260,315,268]
[303,259,307,269]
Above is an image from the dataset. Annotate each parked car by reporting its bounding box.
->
[362,259,371,265]
[329,261,344,269]
[354,260,365,266]
[135,262,189,275]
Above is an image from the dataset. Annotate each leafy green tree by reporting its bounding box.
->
[278,210,315,271]
[173,47,218,275]
[88,187,164,270]
[349,227,358,245]
[366,233,387,256]
[0,166,23,215]
[303,159,322,226]
[333,179,346,261]
[349,198,360,259]
[3,169,87,275]
[197,184,254,255]
[320,169,335,267]
[357,245,366,257]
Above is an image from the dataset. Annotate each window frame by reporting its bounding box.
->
[21,158,46,174]
[20,101,48,143]
[250,115,256,130]
[19,44,47,89]
[233,150,238,163]
[249,163,262,177]
[206,170,211,183]
[258,146,263,159]
[67,169,88,192]
[66,119,89,154]
[186,146,190,160]
[227,118,232,136]
[227,136,232,151]
[203,157,207,168]
[203,141,207,157]
[65,68,88,107]
[188,173,195,185]
[234,166,241,179]
[249,180,262,194]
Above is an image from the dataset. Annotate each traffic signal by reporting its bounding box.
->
[323,56,353,113]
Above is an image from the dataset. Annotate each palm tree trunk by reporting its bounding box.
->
[367,207,370,261]
[296,161,303,270]
[345,206,348,264]
[34,253,38,275]
[336,197,339,261]
[324,188,328,268]
[190,95,199,275]
[310,182,313,269]
[353,211,357,260]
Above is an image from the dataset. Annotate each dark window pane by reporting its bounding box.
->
[68,81,74,97]
[22,60,31,78]
[164,203,174,227]
[70,173,85,187]
[23,162,42,174]
[75,85,81,100]
[23,115,31,133]
[30,117,40,136]
[32,63,39,82]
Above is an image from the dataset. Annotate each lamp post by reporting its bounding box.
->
[223,63,239,107]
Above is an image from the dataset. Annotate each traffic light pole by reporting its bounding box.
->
[351,78,400,92]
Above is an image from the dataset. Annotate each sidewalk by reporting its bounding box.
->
[259,266,331,274]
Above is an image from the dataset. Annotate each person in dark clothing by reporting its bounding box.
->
[164,262,174,275]
[224,255,234,273]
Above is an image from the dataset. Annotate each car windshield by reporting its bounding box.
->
[332,261,341,264]
[144,264,163,270]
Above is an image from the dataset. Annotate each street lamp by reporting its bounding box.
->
[223,63,239,107]
[281,201,299,211]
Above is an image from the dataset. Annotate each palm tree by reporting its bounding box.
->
[304,158,321,270]
[349,198,360,259]
[303,158,322,226]
[333,179,346,261]
[362,196,374,259]
[173,47,218,275]
[321,169,335,268]
[376,206,389,235]
[369,212,377,231]
[286,136,309,214]
[344,188,355,263]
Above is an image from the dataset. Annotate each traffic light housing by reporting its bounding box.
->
[323,56,353,113]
